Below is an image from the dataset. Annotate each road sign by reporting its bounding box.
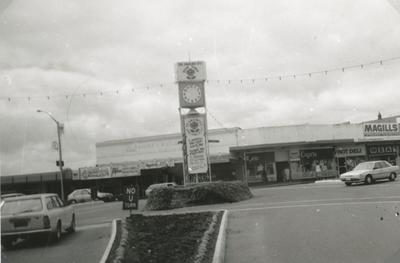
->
[122,185,138,211]
[56,160,64,167]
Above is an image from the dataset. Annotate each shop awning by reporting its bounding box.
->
[230,139,355,152]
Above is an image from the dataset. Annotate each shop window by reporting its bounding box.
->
[300,149,337,178]
[245,152,275,183]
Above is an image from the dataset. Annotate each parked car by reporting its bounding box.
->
[145,182,177,197]
[340,160,398,186]
[67,188,114,203]
[1,193,75,249]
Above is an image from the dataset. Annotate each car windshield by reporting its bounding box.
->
[1,198,43,215]
[353,162,374,171]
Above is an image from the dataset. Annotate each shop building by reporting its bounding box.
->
[76,127,241,196]
[231,115,400,184]
[2,114,399,196]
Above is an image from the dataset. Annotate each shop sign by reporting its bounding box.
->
[363,123,400,137]
[79,166,111,180]
[367,145,398,156]
[300,149,334,160]
[335,145,366,158]
[111,165,141,177]
[175,61,207,82]
[184,114,208,174]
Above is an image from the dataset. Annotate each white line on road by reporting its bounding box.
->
[252,182,400,191]
[230,200,400,213]
[256,195,400,206]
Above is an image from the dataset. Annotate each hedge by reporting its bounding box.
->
[145,181,253,211]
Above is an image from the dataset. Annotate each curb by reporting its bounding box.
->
[212,210,229,263]
[314,179,342,184]
[99,218,120,263]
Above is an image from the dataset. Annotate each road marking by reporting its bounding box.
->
[252,184,343,191]
[257,195,400,206]
[252,181,400,191]
[230,200,400,213]
[76,222,110,231]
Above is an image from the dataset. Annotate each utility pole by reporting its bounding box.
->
[37,109,65,201]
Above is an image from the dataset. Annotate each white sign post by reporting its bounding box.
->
[184,113,208,174]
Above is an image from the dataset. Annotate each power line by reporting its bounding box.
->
[1,56,400,102]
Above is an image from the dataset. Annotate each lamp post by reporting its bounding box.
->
[37,109,65,200]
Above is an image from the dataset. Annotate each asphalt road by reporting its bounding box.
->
[0,202,122,263]
[3,179,400,263]
[226,180,400,263]
[1,224,111,263]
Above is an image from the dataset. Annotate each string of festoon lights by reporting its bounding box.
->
[1,56,400,103]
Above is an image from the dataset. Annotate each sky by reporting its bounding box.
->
[1,0,400,176]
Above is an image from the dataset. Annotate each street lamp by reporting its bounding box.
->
[37,109,65,200]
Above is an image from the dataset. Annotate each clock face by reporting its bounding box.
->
[182,84,202,103]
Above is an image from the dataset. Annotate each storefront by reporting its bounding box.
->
[335,145,367,174]
[232,142,342,185]
[366,143,400,165]
[298,148,337,178]
[244,152,275,183]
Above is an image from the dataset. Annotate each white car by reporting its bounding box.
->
[340,160,399,186]
[1,193,75,249]
[145,182,178,197]
[67,188,114,203]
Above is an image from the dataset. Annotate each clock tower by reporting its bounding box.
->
[175,61,210,184]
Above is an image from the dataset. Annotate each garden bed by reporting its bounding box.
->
[108,211,223,263]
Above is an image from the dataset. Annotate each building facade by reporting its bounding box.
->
[2,115,399,197]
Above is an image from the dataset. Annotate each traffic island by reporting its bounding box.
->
[105,211,224,263]
[145,181,253,211]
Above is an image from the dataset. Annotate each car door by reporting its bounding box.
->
[53,196,71,230]
[372,162,381,179]
[380,161,391,178]
[375,162,385,179]
[45,196,59,230]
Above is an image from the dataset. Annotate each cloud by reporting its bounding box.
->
[1,0,400,175]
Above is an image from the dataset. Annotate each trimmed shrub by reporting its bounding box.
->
[189,181,253,204]
[145,181,253,210]
[145,187,174,210]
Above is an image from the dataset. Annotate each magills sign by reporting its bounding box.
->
[363,123,400,137]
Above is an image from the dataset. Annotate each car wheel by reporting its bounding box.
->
[70,199,77,204]
[52,221,62,242]
[1,237,14,249]
[389,173,396,181]
[365,175,373,185]
[67,215,76,233]
[345,182,352,186]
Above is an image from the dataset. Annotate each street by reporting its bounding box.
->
[2,180,400,263]
[226,180,400,263]
[0,202,122,263]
